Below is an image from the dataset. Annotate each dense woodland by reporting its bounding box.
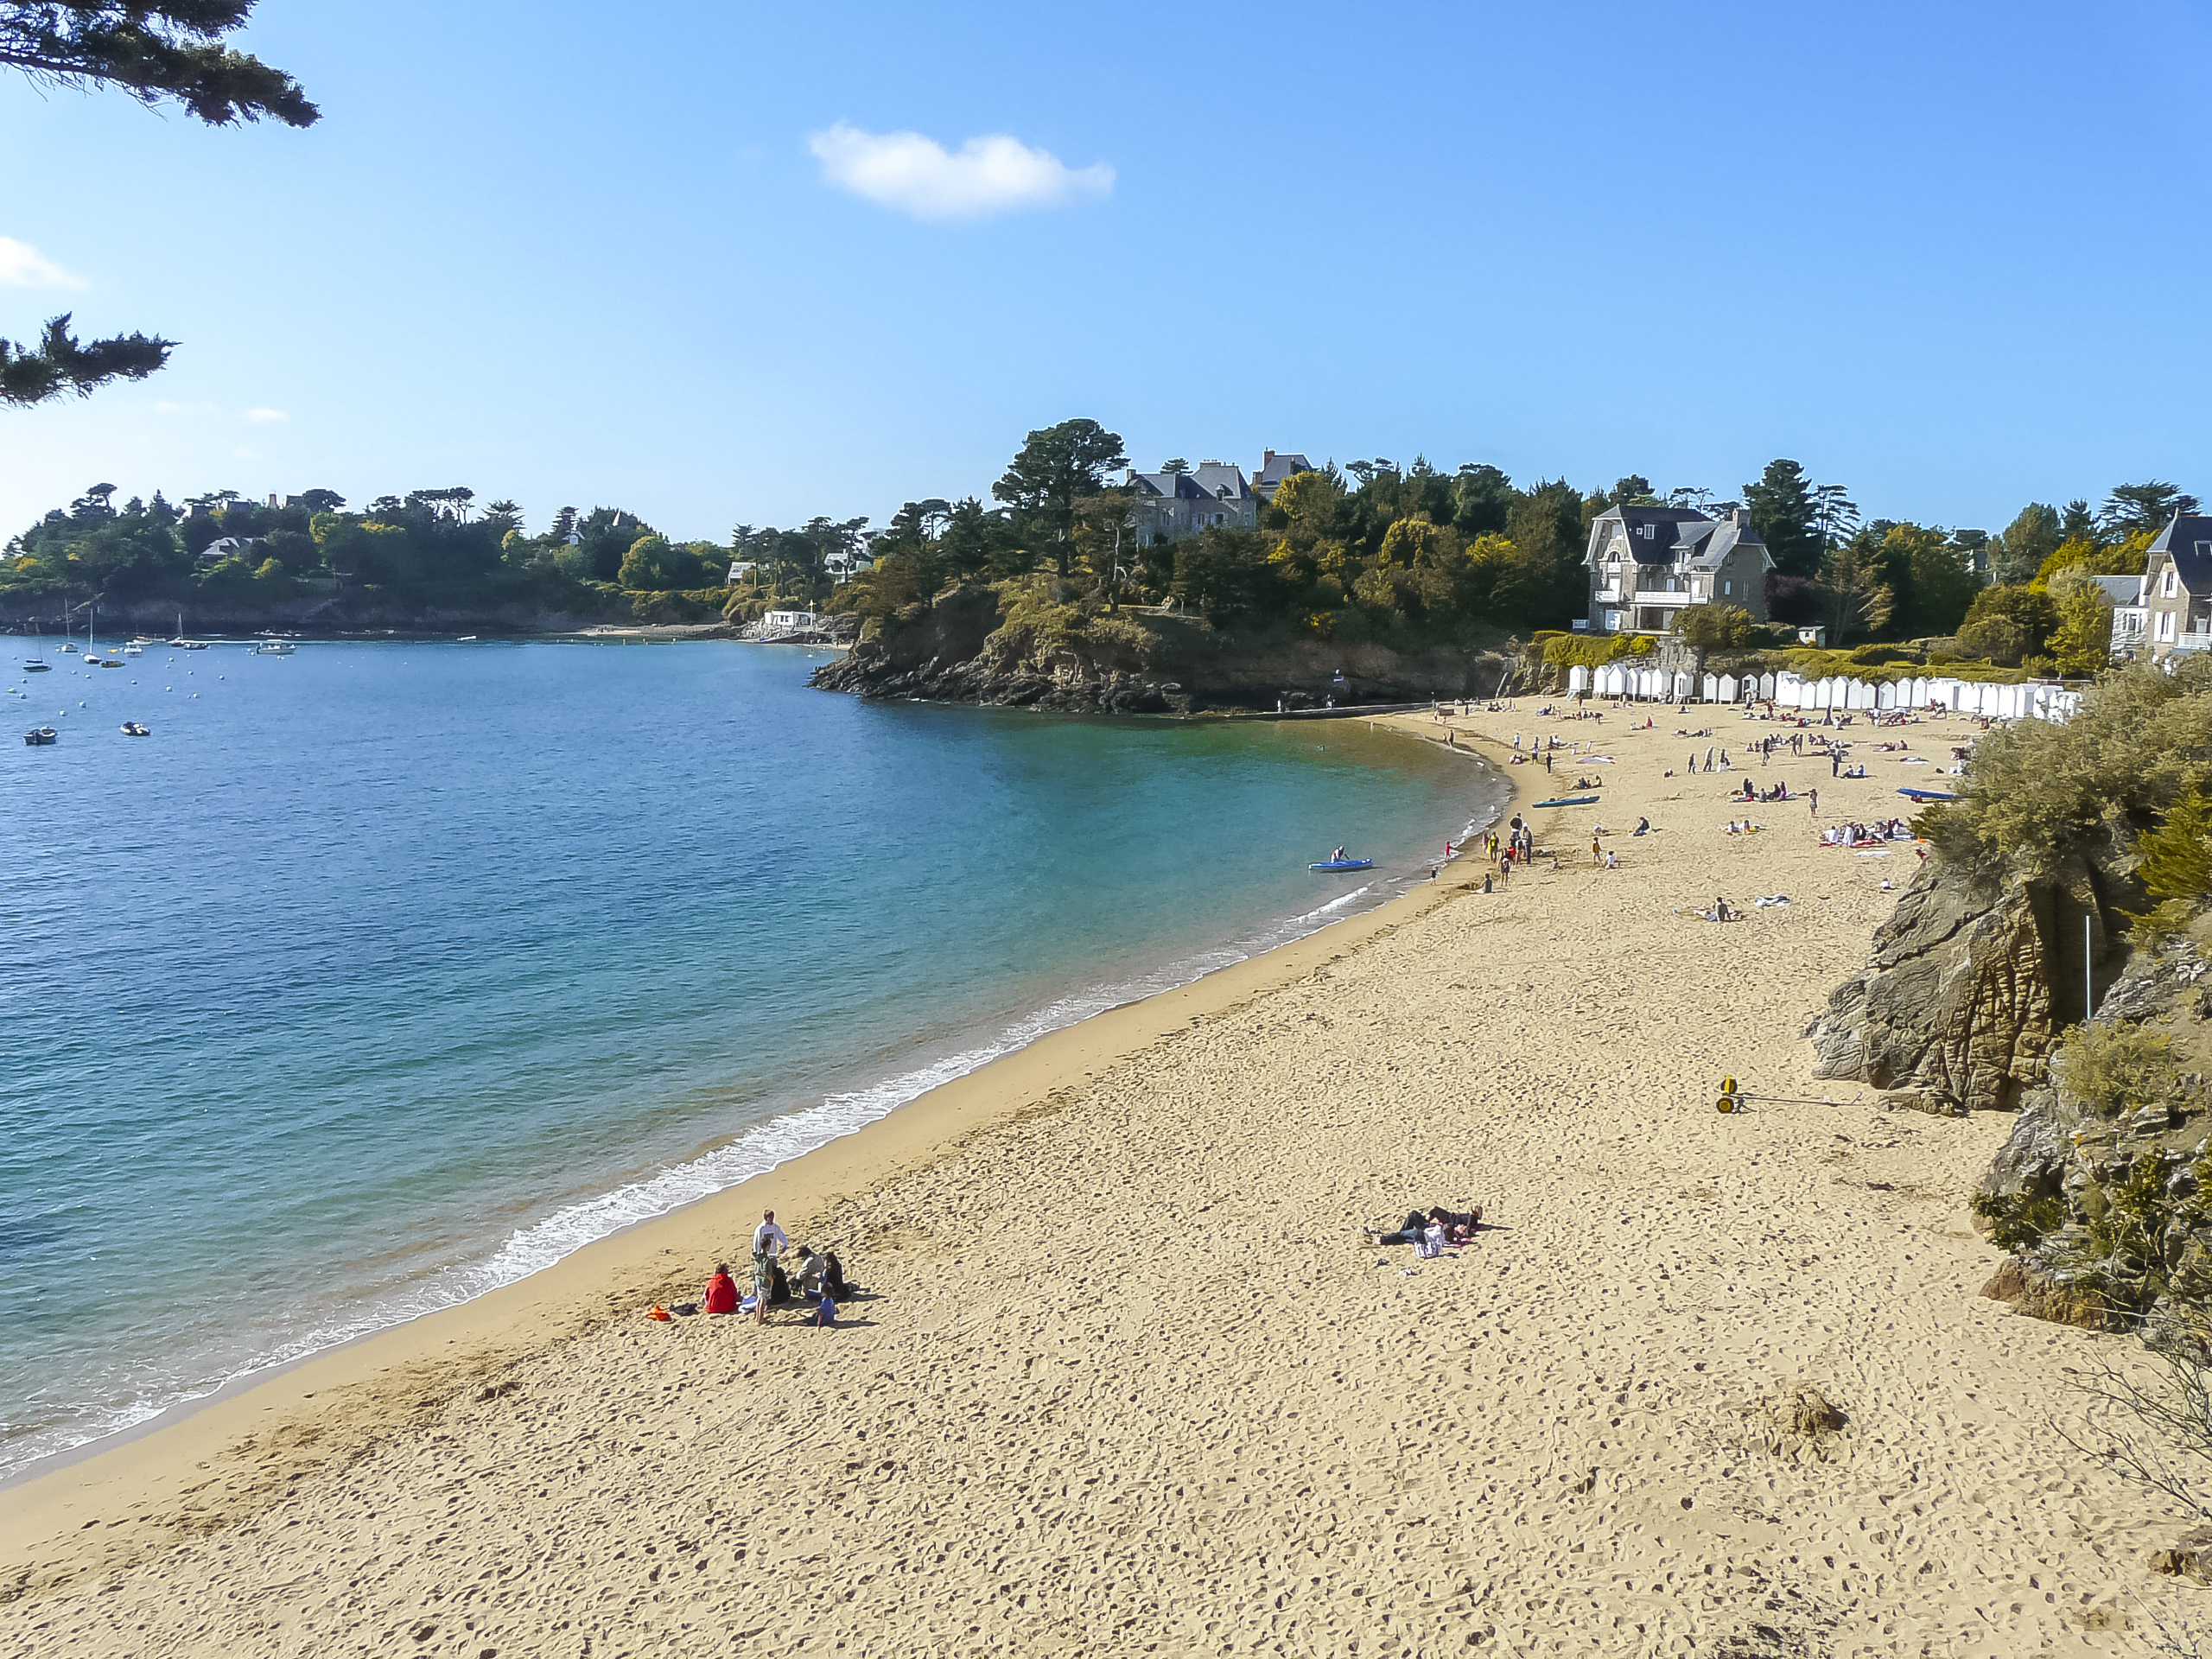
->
[3,420,2197,677]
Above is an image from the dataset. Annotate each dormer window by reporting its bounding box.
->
[1638,523,1655,541]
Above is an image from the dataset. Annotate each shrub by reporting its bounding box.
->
[1921,656,2212,877]
[1970,1188,2069,1250]
[2056,1020,2180,1118]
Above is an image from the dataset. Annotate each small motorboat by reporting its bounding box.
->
[1529,795,1599,808]
[1309,857,1375,872]
[124,640,145,656]
[120,721,151,736]
[23,727,56,746]
[94,658,124,668]
[1896,786,1957,803]
[251,639,296,656]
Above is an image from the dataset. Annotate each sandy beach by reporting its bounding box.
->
[1,700,2195,1656]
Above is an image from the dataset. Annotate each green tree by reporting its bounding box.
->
[1173,528,1267,625]
[2061,499,2099,545]
[1451,463,1513,537]
[992,418,1128,578]
[1743,460,1822,579]
[1,3,317,124]
[3,4,316,407]
[1879,522,1980,637]
[2102,481,2201,539]
[1991,502,2061,586]
[1,312,172,407]
[2045,565,2116,674]
[1956,583,2059,664]
[1673,604,1756,650]
[2137,787,2212,909]
[1819,531,1895,642]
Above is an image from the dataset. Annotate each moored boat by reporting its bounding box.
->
[120,721,151,736]
[23,726,57,746]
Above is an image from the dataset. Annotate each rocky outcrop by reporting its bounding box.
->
[1808,865,2052,1113]
[810,587,1515,715]
[1972,936,2212,1329]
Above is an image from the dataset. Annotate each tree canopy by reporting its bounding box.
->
[0,3,317,125]
[3,3,315,408]
[0,312,172,406]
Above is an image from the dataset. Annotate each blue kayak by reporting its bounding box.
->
[1309,858,1374,872]
[1897,787,1957,803]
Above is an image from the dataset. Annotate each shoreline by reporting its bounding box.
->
[9,701,2189,1655]
[0,714,1510,1512]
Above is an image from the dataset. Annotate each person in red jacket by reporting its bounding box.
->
[702,1263,740,1315]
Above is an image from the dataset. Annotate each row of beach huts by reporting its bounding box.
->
[1566,662,2082,723]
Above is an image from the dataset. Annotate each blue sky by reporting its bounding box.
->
[3,1,2209,543]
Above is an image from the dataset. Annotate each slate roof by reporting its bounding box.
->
[2088,574,2145,608]
[1586,505,1770,570]
[1190,461,1253,501]
[2147,514,2212,595]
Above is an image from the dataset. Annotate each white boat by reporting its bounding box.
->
[124,640,145,656]
[167,612,209,651]
[251,639,296,656]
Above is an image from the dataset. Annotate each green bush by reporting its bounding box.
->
[2056,1019,2180,1118]
[1970,1188,2069,1250]
[1922,657,2212,877]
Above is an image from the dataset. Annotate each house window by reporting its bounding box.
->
[2164,567,2179,597]
[1639,523,1654,541]
[2159,611,2177,641]
[1723,580,1732,596]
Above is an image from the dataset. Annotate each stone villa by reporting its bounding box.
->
[2141,513,2212,660]
[1582,504,1773,635]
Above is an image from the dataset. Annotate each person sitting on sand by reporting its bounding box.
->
[1713,895,1736,922]
[1633,817,1650,835]
[703,1263,740,1315]
[793,1246,827,1302]
[813,1289,837,1329]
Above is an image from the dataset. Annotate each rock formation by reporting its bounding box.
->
[1805,855,2134,1115]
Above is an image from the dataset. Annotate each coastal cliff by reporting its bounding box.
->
[809,582,1517,713]
[1808,657,2212,1326]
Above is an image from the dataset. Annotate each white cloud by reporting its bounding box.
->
[0,237,86,289]
[245,407,289,423]
[808,123,1113,220]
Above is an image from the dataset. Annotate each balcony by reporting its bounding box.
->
[1631,588,1705,607]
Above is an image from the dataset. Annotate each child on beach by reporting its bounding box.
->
[813,1291,837,1328]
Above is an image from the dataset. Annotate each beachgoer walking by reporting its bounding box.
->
[1688,752,1697,774]
[1809,786,1819,817]
[1592,835,1602,865]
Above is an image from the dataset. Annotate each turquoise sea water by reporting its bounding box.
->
[0,639,1502,1480]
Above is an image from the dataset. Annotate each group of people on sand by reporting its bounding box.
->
[1366,1204,1485,1257]
[1821,818,1913,849]
[695,1210,855,1330]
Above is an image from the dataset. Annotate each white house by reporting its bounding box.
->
[2087,573,2148,658]
[762,609,819,631]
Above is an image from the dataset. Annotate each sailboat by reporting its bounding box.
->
[168,611,208,651]
[22,621,51,672]
[60,607,78,655]
[86,600,123,667]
